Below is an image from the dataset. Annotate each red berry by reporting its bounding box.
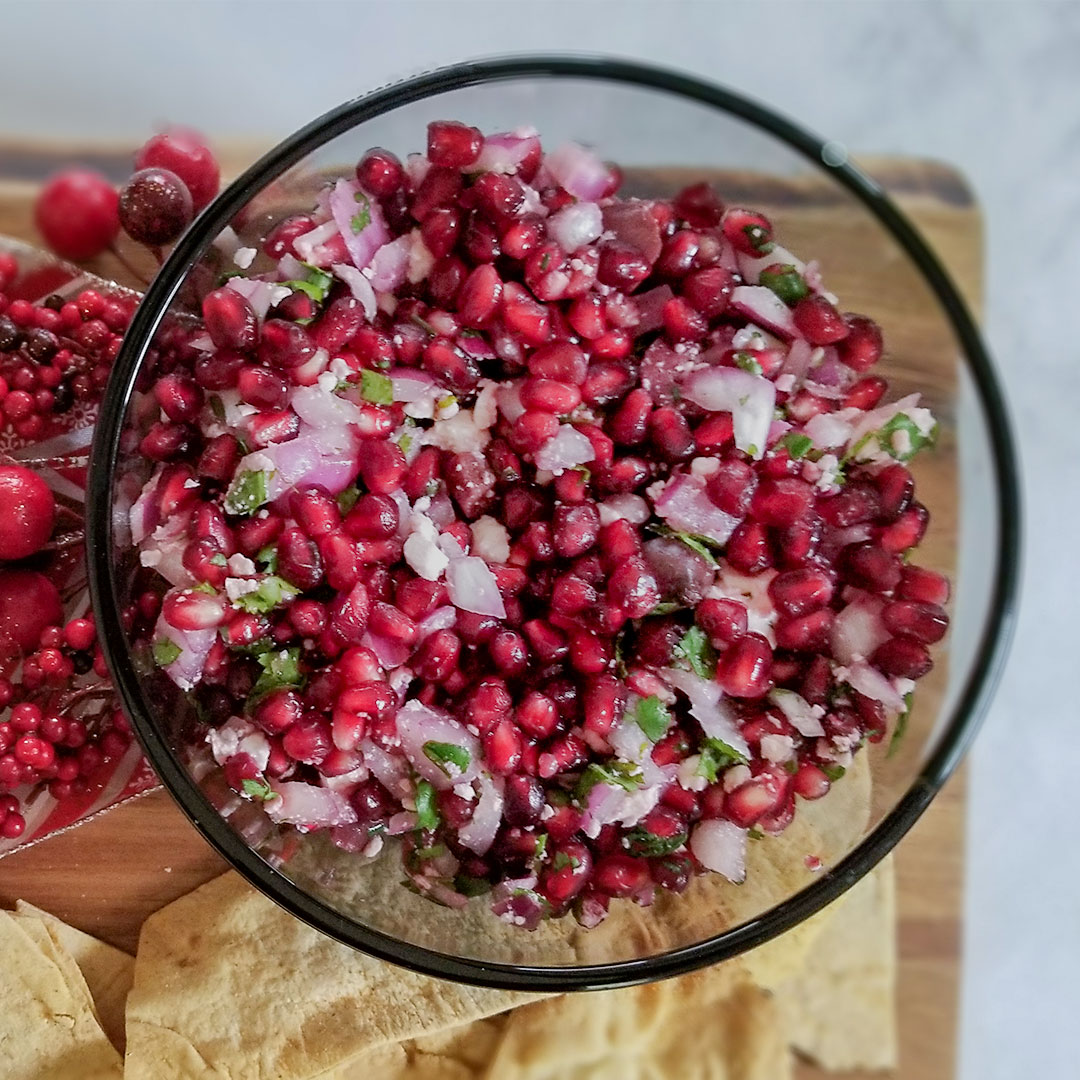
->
[0,570,63,653]
[119,167,194,246]
[0,466,56,560]
[34,170,119,260]
[134,128,220,211]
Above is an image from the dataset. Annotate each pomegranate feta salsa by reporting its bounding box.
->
[128,122,949,927]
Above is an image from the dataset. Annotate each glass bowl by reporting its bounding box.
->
[86,56,1020,990]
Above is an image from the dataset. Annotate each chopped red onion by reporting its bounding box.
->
[360,630,411,671]
[457,773,504,855]
[601,200,662,262]
[830,591,890,665]
[547,201,603,252]
[265,782,357,829]
[330,262,376,320]
[681,366,776,459]
[633,285,674,335]
[395,700,481,790]
[473,130,541,174]
[291,219,341,267]
[417,605,457,641]
[368,235,412,292]
[545,141,612,201]
[662,667,749,756]
[690,819,746,882]
[360,739,411,800]
[155,621,216,692]
[388,367,437,402]
[446,556,507,619]
[653,472,740,544]
[225,277,291,321]
[533,424,595,474]
[328,178,389,271]
[838,661,906,714]
[729,285,798,340]
[768,689,825,737]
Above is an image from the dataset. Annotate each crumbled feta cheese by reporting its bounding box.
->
[423,409,490,453]
[470,516,510,564]
[183,477,200,489]
[814,453,842,491]
[233,246,257,269]
[473,381,499,429]
[775,373,796,393]
[404,526,449,581]
[453,783,477,801]
[225,577,260,602]
[689,456,721,478]
[678,756,709,791]
[139,548,162,568]
[316,370,339,394]
[227,553,256,576]
[760,733,796,763]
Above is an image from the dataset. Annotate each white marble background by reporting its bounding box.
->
[1,0,1077,1075]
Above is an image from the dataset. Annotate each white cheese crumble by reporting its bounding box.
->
[233,246,257,269]
[225,578,260,602]
[227,553,256,576]
[470,516,510,564]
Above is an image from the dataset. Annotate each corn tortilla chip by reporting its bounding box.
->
[773,857,897,1070]
[14,901,134,1053]
[0,910,123,1080]
[124,872,543,1080]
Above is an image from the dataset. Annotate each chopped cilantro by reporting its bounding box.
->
[747,827,765,841]
[746,443,759,457]
[250,645,303,699]
[820,762,847,782]
[539,251,552,272]
[759,264,809,305]
[454,874,492,897]
[209,552,228,568]
[414,779,439,831]
[635,695,672,742]
[209,395,225,421]
[571,464,591,483]
[241,777,275,801]
[152,637,182,667]
[414,843,449,861]
[397,432,413,455]
[576,761,644,801]
[888,691,914,758]
[254,544,278,573]
[350,192,372,233]
[650,523,720,566]
[878,412,937,463]
[281,269,333,305]
[360,368,394,405]
[534,834,548,861]
[224,469,270,516]
[733,351,764,376]
[552,851,582,872]
[233,575,299,614]
[192,581,217,595]
[673,626,716,680]
[742,223,774,254]
[336,487,360,514]
[697,737,748,783]
[650,601,683,616]
[422,741,472,777]
[437,394,457,411]
[780,431,813,460]
[625,825,688,857]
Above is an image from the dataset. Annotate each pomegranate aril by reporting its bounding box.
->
[715,633,773,698]
[277,528,324,591]
[751,477,814,527]
[882,600,949,644]
[202,287,258,351]
[258,319,315,369]
[345,494,399,539]
[695,597,748,646]
[841,542,902,593]
[844,375,887,410]
[594,854,650,898]
[898,565,950,606]
[357,441,407,495]
[484,718,523,775]
[541,841,592,904]
[356,148,404,197]
[837,313,883,371]
[768,568,834,618]
[878,503,929,554]
[871,637,933,679]
[726,520,773,575]
[776,608,835,652]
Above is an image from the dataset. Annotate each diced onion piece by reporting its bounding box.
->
[653,472,740,544]
[729,285,798,339]
[457,773,504,854]
[681,366,776,460]
[545,141,612,201]
[534,424,594,474]
[395,700,481,790]
[690,819,747,882]
[265,783,357,829]
[446,556,507,618]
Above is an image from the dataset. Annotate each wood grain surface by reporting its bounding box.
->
[0,146,979,1080]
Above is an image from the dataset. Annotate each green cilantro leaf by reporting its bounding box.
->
[454,874,493,897]
[422,741,472,777]
[224,469,270,516]
[360,368,394,405]
[209,395,226,421]
[743,223,774,254]
[209,552,228,568]
[534,834,548,861]
[233,575,299,614]
[649,524,720,566]
[152,637,182,667]
[350,192,372,233]
[673,626,716,680]
[336,487,360,514]
[576,761,644,801]
[634,695,671,742]
[820,762,847,782]
[192,581,217,595]
[625,825,688,857]
[552,851,582,872]
[758,264,809,305]
[250,646,303,699]
[697,738,748,784]
[733,351,763,376]
[888,692,914,758]
[877,412,937,463]
[397,432,413,455]
[414,779,440,831]
[747,827,765,841]
[650,601,683,616]
[414,843,449,861]
[780,431,813,460]
[254,544,278,574]
[241,777,275,801]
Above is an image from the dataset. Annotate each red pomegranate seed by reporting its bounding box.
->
[522,619,568,663]
[514,691,560,739]
[541,842,592,904]
[871,637,933,679]
[237,365,288,410]
[715,633,773,698]
[289,486,341,539]
[898,565,950,606]
[608,388,653,445]
[355,148,404,197]
[721,207,773,254]
[844,376,888,410]
[357,441,407,495]
[551,503,600,559]
[695,598,749,646]
[278,528,324,590]
[768,568,835,618]
[793,762,831,800]
[841,542,902,593]
[726,520,773,575]
[320,532,361,591]
[484,718,523,774]
[882,600,949,644]
[751,477,814,527]
[597,245,651,291]
[253,689,303,735]
[594,854,650,897]
[607,557,661,619]
[820,483,880,528]
[878,503,929,554]
[328,581,371,644]
[414,629,461,682]
[674,182,725,227]
[456,263,502,327]
[791,295,850,345]
[202,287,258,352]
[647,406,694,460]
[775,608,835,652]
[511,410,560,454]
[837,314,883,371]
[724,768,788,827]
[162,589,226,631]
[706,459,756,515]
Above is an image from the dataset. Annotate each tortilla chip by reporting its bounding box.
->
[124,872,543,1080]
[480,976,790,1080]
[773,856,897,1070]
[0,910,123,1079]
[14,901,134,1052]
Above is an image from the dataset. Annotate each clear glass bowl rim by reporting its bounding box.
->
[85,54,1021,991]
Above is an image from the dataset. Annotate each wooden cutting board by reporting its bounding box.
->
[0,145,978,1080]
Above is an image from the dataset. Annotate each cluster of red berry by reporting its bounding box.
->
[0,129,223,842]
